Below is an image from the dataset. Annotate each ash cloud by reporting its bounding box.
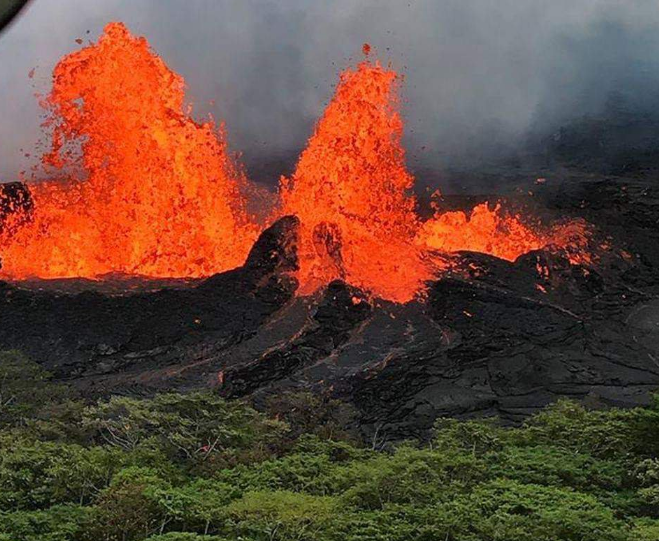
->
[2,0,659,186]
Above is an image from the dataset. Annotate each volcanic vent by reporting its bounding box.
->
[2,23,657,437]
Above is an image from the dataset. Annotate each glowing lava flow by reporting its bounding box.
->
[0,22,259,279]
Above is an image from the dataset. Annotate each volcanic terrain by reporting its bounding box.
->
[2,23,659,440]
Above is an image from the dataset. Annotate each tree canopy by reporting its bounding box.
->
[0,350,657,541]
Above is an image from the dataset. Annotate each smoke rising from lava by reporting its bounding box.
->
[2,1,659,184]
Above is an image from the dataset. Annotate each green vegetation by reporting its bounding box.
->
[0,350,658,540]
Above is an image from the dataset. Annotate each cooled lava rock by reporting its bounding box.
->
[1,179,659,440]
[220,280,372,398]
[0,215,300,389]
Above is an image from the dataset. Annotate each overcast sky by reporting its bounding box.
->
[3,0,659,183]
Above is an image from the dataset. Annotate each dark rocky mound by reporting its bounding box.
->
[1,177,659,439]
[0,216,300,391]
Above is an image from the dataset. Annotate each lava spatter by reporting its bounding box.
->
[279,60,431,302]
[0,22,259,279]
[415,202,590,264]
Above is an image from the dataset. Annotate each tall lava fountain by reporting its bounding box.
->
[0,22,259,279]
[280,59,430,302]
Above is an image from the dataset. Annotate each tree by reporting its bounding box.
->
[82,392,286,466]
[0,350,73,427]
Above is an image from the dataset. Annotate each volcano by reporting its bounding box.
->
[0,23,588,300]
[1,23,658,439]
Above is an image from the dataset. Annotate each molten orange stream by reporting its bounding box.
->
[0,22,259,279]
[0,25,589,303]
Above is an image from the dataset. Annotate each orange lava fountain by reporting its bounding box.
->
[0,22,259,279]
[279,55,589,301]
[280,61,431,302]
[0,25,590,303]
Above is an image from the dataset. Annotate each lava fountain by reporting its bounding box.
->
[280,52,590,301]
[0,25,590,303]
[279,60,430,302]
[0,22,259,279]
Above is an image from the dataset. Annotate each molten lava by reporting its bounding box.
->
[0,26,590,303]
[415,202,589,264]
[280,60,430,302]
[279,56,589,301]
[0,22,259,279]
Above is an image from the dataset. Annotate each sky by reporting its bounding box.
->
[2,0,659,184]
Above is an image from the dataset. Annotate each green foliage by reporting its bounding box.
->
[451,479,626,541]
[264,391,358,442]
[630,518,659,541]
[145,532,229,541]
[86,467,173,541]
[82,392,287,467]
[520,398,659,458]
[226,491,335,540]
[0,504,91,541]
[0,349,658,541]
[488,445,626,491]
[0,351,73,428]
[0,434,130,511]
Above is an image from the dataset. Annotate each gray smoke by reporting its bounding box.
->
[2,0,659,185]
